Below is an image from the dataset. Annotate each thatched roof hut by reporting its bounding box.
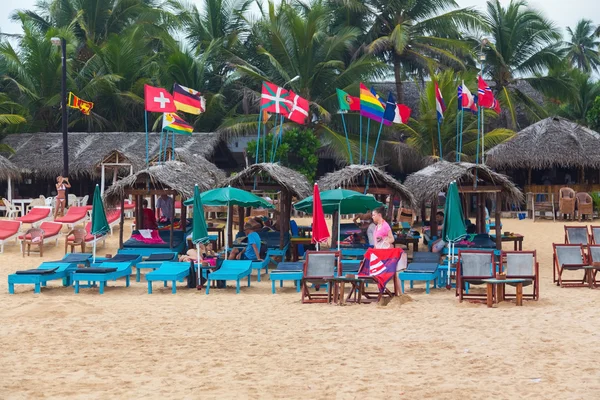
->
[317,164,415,208]
[0,155,21,181]
[486,117,600,170]
[1,132,220,179]
[150,147,226,181]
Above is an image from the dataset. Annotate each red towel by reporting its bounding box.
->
[132,230,165,244]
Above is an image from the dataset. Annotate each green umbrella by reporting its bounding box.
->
[191,185,210,284]
[294,188,383,215]
[183,187,274,209]
[441,181,466,287]
[90,184,109,262]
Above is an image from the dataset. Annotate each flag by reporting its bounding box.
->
[336,88,360,112]
[360,83,385,122]
[67,92,94,115]
[435,82,446,123]
[358,248,403,292]
[261,81,290,116]
[286,91,309,125]
[457,84,463,111]
[371,87,387,108]
[162,112,193,135]
[477,76,495,108]
[262,109,271,122]
[492,98,501,114]
[382,93,396,126]
[145,84,176,112]
[173,83,203,114]
[393,104,411,124]
[461,81,475,110]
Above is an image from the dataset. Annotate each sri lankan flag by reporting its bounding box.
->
[67,92,94,115]
[173,83,204,115]
[162,112,193,135]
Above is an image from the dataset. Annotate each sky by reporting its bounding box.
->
[1,0,599,37]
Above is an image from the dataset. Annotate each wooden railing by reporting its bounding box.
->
[524,184,600,198]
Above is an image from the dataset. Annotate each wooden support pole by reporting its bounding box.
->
[238,205,245,234]
[119,194,125,249]
[495,192,502,250]
[528,168,532,185]
[279,191,287,249]
[227,204,233,247]
[430,196,438,238]
[181,198,187,232]
[170,194,175,248]
[332,211,339,249]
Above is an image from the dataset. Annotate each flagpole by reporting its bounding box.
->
[255,109,263,164]
[164,131,169,161]
[437,120,443,159]
[172,130,175,161]
[455,106,461,162]
[272,114,284,162]
[458,109,464,162]
[481,108,485,164]
[144,111,149,168]
[359,116,362,164]
[476,106,481,164]
[262,121,267,163]
[158,130,163,162]
[370,120,385,165]
[365,119,370,164]
[340,112,353,164]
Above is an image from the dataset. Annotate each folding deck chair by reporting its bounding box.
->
[456,250,495,302]
[590,226,600,244]
[146,261,192,294]
[301,251,340,304]
[564,225,590,245]
[356,248,402,302]
[502,251,540,300]
[552,244,592,287]
[586,245,600,288]
[205,260,253,294]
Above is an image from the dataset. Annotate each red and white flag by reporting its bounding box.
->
[393,104,412,124]
[260,81,290,116]
[477,76,495,109]
[286,91,309,125]
[144,84,176,112]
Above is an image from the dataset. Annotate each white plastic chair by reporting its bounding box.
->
[79,194,89,206]
[68,194,77,206]
[26,197,46,213]
[2,198,23,219]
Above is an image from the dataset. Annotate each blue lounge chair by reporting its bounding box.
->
[399,252,441,294]
[72,262,132,294]
[205,260,252,294]
[134,252,179,282]
[269,261,304,293]
[8,253,92,294]
[146,262,191,294]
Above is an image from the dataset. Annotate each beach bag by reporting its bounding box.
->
[187,261,197,288]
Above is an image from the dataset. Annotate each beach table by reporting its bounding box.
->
[490,234,524,251]
[483,278,526,307]
[330,276,366,305]
[207,222,225,249]
[291,237,313,261]
[394,234,420,252]
[297,225,312,238]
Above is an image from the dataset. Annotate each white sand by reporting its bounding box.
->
[1,217,600,399]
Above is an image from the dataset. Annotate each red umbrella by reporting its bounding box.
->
[312,183,330,249]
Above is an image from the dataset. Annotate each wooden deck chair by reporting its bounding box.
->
[591,226,600,244]
[502,251,539,300]
[552,243,591,287]
[585,245,600,288]
[456,250,495,302]
[301,251,340,304]
[564,225,590,245]
[559,187,576,220]
[356,248,404,302]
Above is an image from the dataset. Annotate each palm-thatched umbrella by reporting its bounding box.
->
[404,161,523,249]
[486,117,600,184]
[223,163,312,249]
[0,154,21,182]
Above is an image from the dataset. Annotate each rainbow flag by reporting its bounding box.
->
[360,83,385,122]
[162,112,193,135]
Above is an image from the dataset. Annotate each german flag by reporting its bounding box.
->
[173,83,203,115]
[162,112,193,135]
[67,92,94,115]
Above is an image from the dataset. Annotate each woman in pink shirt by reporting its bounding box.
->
[372,206,395,249]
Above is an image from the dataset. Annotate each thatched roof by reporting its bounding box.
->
[1,132,220,179]
[404,161,523,205]
[486,117,600,170]
[150,147,226,181]
[317,164,415,207]
[223,163,312,199]
[103,161,219,207]
[0,155,21,181]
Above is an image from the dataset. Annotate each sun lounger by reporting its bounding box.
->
[18,221,62,253]
[205,260,253,294]
[457,250,495,302]
[586,245,600,288]
[55,206,88,228]
[301,251,340,303]
[0,220,22,253]
[107,210,120,235]
[553,243,592,287]
[8,253,92,294]
[134,252,179,282]
[399,252,441,294]
[269,261,304,293]
[146,262,192,294]
[72,262,132,294]
[502,250,539,300]
[564,225,590,245]
[16,207,52,227]
[65,222,107,253]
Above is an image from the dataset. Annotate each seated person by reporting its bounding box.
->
[141,199,158,230]
[353,212,376,245]
[179,243,215,262]
[422,211,444,235]
[229,222,262,261]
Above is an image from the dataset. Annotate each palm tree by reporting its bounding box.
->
[546,68,600,125]
[482,0,568,128]
[366,0,482,103]
[563,19,600,73]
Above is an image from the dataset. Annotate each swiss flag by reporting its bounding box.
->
[144,84,176,112]
[286,91,309,125]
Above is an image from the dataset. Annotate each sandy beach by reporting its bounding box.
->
[1,217,600,399]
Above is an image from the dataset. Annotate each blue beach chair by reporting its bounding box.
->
[146,262,191,294]
[269,261,304,293]
[205,260,252,294]
[134,252,179,282]
[399,252,441,294]
[72,262,133,294]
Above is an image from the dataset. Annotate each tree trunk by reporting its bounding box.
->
[393,56,404,104]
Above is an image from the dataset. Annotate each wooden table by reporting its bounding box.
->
[483,278,526,308]
[297,225,312,238]
[207,222,225,250]
[329,276,366,305]
[491,234,524,251]
[394,235,420,252]
[291,237,313,261]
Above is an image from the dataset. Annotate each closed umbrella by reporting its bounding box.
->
[191,185,210,282]
[311,183,330,251]
[90,184,110,263]
[442,181,467,287]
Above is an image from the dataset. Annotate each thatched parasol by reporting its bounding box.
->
[0,154,21,181]
[486,117,600,170]
[223,163,312,199]
[1,132,221,179]
[317,164,415,208]
[155,147,226,181]
[404,161,523,206]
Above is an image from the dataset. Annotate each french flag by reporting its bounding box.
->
[435,82,446,123]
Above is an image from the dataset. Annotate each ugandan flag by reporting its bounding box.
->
[162,112,193,135]
[67,92,94,115]
[173,83,204,115]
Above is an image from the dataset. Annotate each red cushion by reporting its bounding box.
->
[67,233,95,243]
[55,207,88,223]
[121,202,135,210]
[19,222,62,240]
[107,211,120,223]
[17,208,51,223]
[0,229,18,240]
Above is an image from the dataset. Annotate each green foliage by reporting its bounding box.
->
[247,128,319,181]
[587,96,600,131]
[590,192,600,212]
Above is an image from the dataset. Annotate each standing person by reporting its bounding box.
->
[229,222,262,261]
[156,194,174,224]
[141,199,158,229]
[372,206,395,249]
[54,176,71,217]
